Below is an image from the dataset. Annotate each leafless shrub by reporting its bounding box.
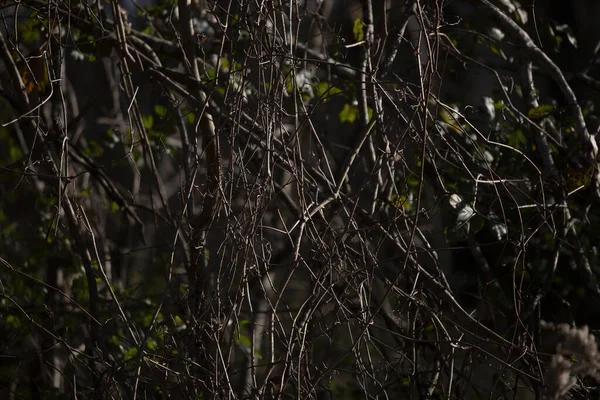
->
[1,0,600,398]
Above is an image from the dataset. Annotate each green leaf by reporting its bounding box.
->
[148,130,162,142]
[18,15,41,43]
[508,129,527,149]
[142,25,156,36]
[489,43,505,58]
[173,315,185,327]
[9,146,22,162]
[220,57,230,72]
[234,332,251,347]
[353,18,364,42]
[527,104,554,120]
[205,67,216,80]
[124,346,138,361]
[146,337,158,350]
[110,335,122,347]
[86,141,104,157]
[6,315,21,329]
[339,103,358,123]
[390,193,411,212]
[316,82,342,100]
[439,108,463,133]
[185,112,195,125]
[142,114,154,129]
[407,173,421,189]
[238,320,250,328]
[154,104,167,118]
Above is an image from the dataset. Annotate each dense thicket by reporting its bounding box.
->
[2,1,600,398]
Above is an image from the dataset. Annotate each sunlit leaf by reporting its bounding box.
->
[528,104,554,119]
[124,347,138,361]
[353,18,364,42]
[339,103,358,123]
[142,114,154,130]
[154,105,167,118]
[315,82,342,100]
